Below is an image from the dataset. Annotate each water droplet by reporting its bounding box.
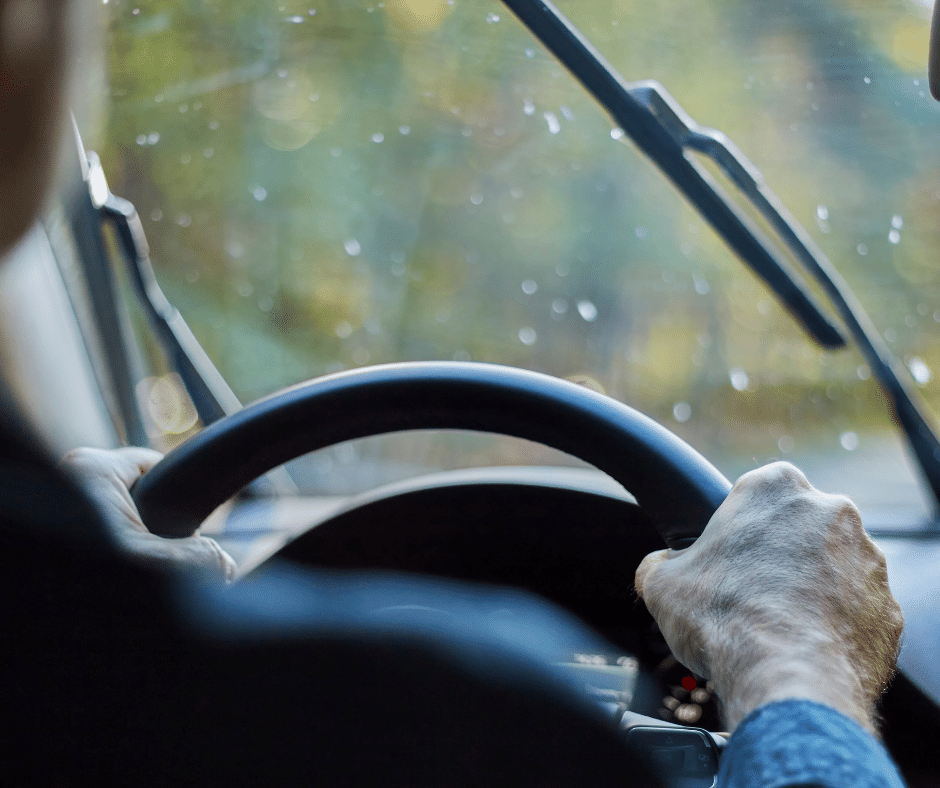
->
[344,239,361,256]
[777,435,795,453]
[560,105,574,121]
[398,125,410,135]
[816,205,829,220]
[909,357,932,384]
[892,214,903,229]
[524,48,534,58]
[577,300,598,322]
[287,14,304,22]
[552,298,568,314]
[150,209,162,222]
[694,277,710,295]
[521,279,538,295]
[334,321,353,339]
[330,147,342,157]
[864,76,871,84]
[227,241,245,259]
[884,328,897,343]
[729,368,749,391]
[371,132,384,143]
[147,132,160,144]
[889,229,900,244]
[857,243,868,256]
[175,214,192,228]
[470,193,483,205]
[543,111,561,135]
[209,120,220,130]
[308,8,317,15]
[203,148,214,158]
[486,12,500,22]
[523,99,535,116]
[518,327,537,345]
[672,402,692,422]
[635,226,649,239]
[840,431,859,451]
[136,134,147,146]
[610,127,625,140]
[252,186,268,202]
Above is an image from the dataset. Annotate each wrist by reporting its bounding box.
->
[711,641,874,734]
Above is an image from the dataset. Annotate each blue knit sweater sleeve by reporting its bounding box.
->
[718,699,906,788]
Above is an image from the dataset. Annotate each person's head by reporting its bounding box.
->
[0,0,97,258]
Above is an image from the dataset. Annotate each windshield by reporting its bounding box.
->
[100,0,940,523]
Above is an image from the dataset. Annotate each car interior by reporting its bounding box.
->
[4,0,940,786]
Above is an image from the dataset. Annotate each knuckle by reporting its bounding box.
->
[735,461,811,495]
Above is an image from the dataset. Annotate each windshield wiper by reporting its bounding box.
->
[503,0,940,519]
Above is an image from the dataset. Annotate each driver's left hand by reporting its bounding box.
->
[62,447,237,582]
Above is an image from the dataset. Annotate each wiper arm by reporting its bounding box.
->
[503,0,940,518]
[501,0,845,351]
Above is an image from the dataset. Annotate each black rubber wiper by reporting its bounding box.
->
[501,0,845,351]
[503,0,940,517]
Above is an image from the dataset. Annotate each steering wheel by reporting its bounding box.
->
[133,361,731,546]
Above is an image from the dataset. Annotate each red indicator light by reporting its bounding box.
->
[681,676,697,691]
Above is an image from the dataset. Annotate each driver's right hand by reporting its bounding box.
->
[635,461,903,734]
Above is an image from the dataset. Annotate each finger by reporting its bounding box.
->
[635,549,668,599]
[109,447,164,487]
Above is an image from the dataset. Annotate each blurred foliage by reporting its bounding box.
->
[101,0,940,467]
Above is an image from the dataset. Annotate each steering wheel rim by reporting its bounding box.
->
[133,361,731,545]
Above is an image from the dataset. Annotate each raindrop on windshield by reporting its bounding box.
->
[470,193,483,205]
[372,133,384,143]
[729,368,749,391]
[778,435,795,453]
[908,357,932,384]
[399,125,410,135]
[544,112,561,135]
[344,239,361,256]
[635,226,649,239]
[524,48,534,58]
[518,327,537,346]
[552,298,568,315]
[889,230,900,244]
[610,128,625,140]
[694,277,710,295]
[864,77,871,85]
[892,215,904,229]
[136,134,146,146]
[857,364,870,380]
[857,243,868,256]
[521,279,538,295]
[486,12,500,22]
[286,15,304,22]
[577,300,598,322]
[816,205,829,220]
[252,186,268,202]
[523,99,535,116]
[148,132,160,144]
[840,431,859,451]
[334,321,353,339]
[672,402,692,422]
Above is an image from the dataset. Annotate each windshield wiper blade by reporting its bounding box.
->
[501,0,845,351]
[502,0,940,519]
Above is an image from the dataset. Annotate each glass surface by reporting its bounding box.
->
[101,0,940,518]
